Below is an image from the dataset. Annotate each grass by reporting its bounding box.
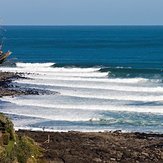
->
[6,140,15,154]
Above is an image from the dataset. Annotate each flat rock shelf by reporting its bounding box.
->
[18,130,163,163]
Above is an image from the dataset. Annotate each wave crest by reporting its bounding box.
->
[16,62,55,68]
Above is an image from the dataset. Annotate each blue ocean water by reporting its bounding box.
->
[3,26,163,68]
[0,26,163,132]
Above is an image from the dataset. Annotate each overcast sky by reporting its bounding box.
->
[0,0,163,25]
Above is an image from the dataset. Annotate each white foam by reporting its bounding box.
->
[0,63,159,85]
[16,62,55,68]
[0,67,107,77]
[0,65,106,80]
[2,96,163,114]
[59,91,163,102]
[1,98,100,122]
[29,72,108,78]
[14,127,115,133]
[28,74,149,84]
[15,62,101,72]
[1,62,163,123]
[46,67,101,73]
[14,79,163,93]
[1,110,94,122]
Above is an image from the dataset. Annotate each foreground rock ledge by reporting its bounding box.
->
[17,130,163,163]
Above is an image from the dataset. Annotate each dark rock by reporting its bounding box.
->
[17,130,163,162]
[0,71,58,97]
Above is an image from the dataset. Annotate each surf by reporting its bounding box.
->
[1,61,163,132]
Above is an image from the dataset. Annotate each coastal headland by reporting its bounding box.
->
[0,71,163,162]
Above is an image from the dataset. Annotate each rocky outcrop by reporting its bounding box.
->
[0,71,57,97]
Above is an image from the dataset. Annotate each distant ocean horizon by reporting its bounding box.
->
[0,26,163,132]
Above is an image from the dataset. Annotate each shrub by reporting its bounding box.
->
[2,132,10,145]
[16,136,43,163]
[0,113,43,162]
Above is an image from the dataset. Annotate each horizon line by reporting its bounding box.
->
[2,24,163,27]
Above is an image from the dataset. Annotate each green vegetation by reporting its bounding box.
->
[0,113,43,163]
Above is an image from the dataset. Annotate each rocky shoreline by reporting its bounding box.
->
[0,71,24,97]
[17,130,163,163]
[0,71,163,162]
[0,71,56,97]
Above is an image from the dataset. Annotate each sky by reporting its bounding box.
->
[0,0,163,25]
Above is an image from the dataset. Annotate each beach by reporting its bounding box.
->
[0,26,163,162]
[0,71,162,162]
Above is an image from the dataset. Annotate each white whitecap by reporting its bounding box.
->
[16,62,55,68]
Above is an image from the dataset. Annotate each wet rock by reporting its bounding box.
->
[0,71,58,97]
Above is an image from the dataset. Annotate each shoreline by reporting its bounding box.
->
[0,71,57,97]
[0,70,163,162]
[17,130,163,162]
[0,71,24,97]
[13,126,163,134]
[0,71,40,97]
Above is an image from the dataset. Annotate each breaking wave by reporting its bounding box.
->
[16,62,55,68]
[0,62,163,131]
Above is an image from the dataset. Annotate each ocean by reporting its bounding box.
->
[0,26,163,132]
